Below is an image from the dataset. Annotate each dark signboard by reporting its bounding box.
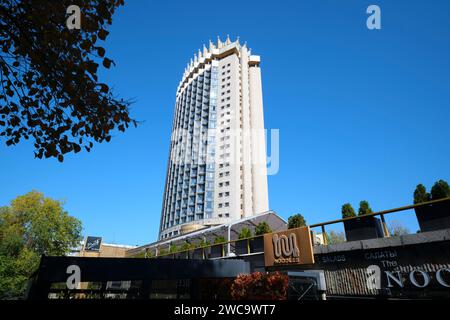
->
[84,236,102,251]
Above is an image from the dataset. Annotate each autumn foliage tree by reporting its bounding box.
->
[0,0,136,161]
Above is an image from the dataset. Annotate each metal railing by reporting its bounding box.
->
[142,235,265,259]
[134,197,450,258]
[309,197,450,245]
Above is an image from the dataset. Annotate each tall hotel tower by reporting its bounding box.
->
[159,36,269,240]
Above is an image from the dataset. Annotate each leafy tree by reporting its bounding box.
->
[388,221,410,237]
[0,191,82,299]
[341,203,356,218]
[214,236,226,244]
[254,222,272,236]
[145,249,154,258]
[180,242,192,251]
[287,214,306,229]
[0,0,137,161]
[430,180,450,200]
[131,250,146,258]
[414,184,431,204]
[358,200,373,216]
[169,244,178,253]
[157,248,168,256]
[238,227,252,239]
[325,231,346,245]
[196,239,210,248]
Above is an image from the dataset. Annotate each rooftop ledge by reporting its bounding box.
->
[314,228,450,255]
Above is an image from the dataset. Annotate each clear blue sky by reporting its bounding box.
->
[1,0,450,245]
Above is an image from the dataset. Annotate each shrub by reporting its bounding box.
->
[388,221,410,237]
[169,244,178,253]
[358,200,373,216]
[214,236,226,244]
[414,184,431,204]
[238,227,252,239]
[341,203,356,218]
[132,251,146,258]
[431,180,450,200]
[325,231,346,244]
[158,248,168,256]
[196,239,210,248]
[231,272,288,300]
[287,214,306,229]
[255,222,272,235]
[180,242,192,251]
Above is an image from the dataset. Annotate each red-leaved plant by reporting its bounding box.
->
[231,272,288,300]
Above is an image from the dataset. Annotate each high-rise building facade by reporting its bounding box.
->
[159,36,269,240]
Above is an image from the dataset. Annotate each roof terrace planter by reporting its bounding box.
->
[174,251,189,259]
[251,236,264,253]
[415,201,450,232]
[191,247,210,260]
[192,248,206,259]
[343,216,384,242]
[235,239,250,255]
[210,243,225,258]
[235,237,264,255]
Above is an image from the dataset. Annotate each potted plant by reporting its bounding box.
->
[210,236,225,258]
[414,180,450,232]
[253,222,272,253]
[235,227,252,255]
[180,242,192,259]
[169,244,180,258]
[157,247,168,258]
[343,201,384,241]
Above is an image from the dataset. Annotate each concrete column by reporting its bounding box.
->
[248,62,269,214]
[240,47,253,218]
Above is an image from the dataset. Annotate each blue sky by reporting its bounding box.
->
[1,0,450,245]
